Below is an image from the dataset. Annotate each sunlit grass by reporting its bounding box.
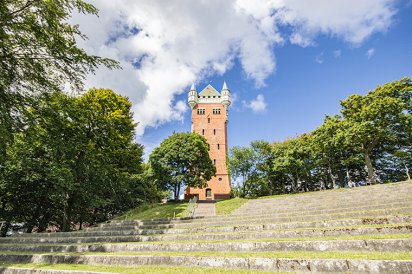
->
[115,202,188,220]
[215,197,248,215]
[0,262,278,273]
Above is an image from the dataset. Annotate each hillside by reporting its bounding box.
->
[0,181,411,273]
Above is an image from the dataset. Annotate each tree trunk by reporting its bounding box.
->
[176,183,181,201]
[62,193,71,232]
[403,161,411,181]
[364,150,376,184]
[0,220,10,237]
[328,164,336,189]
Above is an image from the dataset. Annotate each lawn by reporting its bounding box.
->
[116,202,189,220]
[215,197,248,215]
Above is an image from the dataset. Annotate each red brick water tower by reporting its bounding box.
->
[185,82,231,201]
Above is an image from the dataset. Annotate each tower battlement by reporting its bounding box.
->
[188,82,231,108]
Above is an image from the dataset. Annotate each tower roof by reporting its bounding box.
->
[222,81,229,90]
[198,84,220,97]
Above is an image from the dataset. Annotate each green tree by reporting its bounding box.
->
[1,89,144,233]
[340,77,412,184]
[149,132,215,200]
[229,146,256,197]
[0,0,119,180]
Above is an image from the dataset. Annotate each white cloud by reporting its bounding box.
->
[315,52,324,64]
[366,48,375,59]
[243,94,267,113]
[333,50,342,58]
[69,0,397,137]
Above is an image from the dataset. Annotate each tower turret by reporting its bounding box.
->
[188,83,198,109]
[221,81,231,108]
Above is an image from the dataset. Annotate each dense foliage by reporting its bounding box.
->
[0,89,161,234]
[149,132,216,200]
[0,1,160,234]
[0,0,119,182]
[230,78,412,197]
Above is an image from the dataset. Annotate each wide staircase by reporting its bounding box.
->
[0,181,411,273]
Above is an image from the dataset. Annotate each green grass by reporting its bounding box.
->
[257,180,412,200]
[1,233,411,247]
[215,197,248,215]
[1,222,410,244]
[115,202,189,220]
[4,251,412,260]
[0,262,278,274]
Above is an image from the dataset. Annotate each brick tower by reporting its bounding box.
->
[185,82,231,201]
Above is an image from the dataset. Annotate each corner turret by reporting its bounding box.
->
[188,83,198,109]
[221,81,231,108]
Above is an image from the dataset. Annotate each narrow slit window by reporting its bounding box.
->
[213,159,216,165]
[214,129,216,135]
[208,118,210,123]
[202,129,205,135]
[217,144,220,150]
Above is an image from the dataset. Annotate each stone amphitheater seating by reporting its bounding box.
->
[0,181,411,273]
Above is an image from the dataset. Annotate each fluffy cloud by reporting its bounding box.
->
[70,0,397,136]
[366,48,376,59]
[243,94,267,113]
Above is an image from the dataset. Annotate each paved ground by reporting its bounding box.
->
[193,202,215,217]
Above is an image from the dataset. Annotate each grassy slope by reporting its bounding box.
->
[0,263,276,274]
[116,202,188,220]
[215,197,248,215]
[2,251,411,260]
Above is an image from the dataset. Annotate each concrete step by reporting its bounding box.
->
[192,203,215,217]
[82,200,411,228]
[83,207,412,231]
[10,216,412,238]
[0,253,411,274]
[1,238,411,253]
[1,225,410,244]
[0,268,108,274]
[230,201,412,217]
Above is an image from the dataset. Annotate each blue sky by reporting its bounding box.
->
[71,0,412,159]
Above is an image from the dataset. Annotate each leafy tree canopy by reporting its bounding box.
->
[149,132,216,200]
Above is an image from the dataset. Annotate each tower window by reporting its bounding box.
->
[202,129,205,135]
[197,109,205,115]
[218,177,223,182]
[213,108,221,115]
[213,159,216,165]
[217,144,220,150]
[208,118,210,123]
[208,143,210,151]
[213,129,216,135]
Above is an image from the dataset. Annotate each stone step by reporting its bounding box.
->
[1,225,410,244]
[1,238,411,253]
[0,268,108,274]
[235,196,412,208]
[87,200,412,228]
[231,199,412,216]
[0,253,411,274]
[84,208,412,231]
[11,216,412,238]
